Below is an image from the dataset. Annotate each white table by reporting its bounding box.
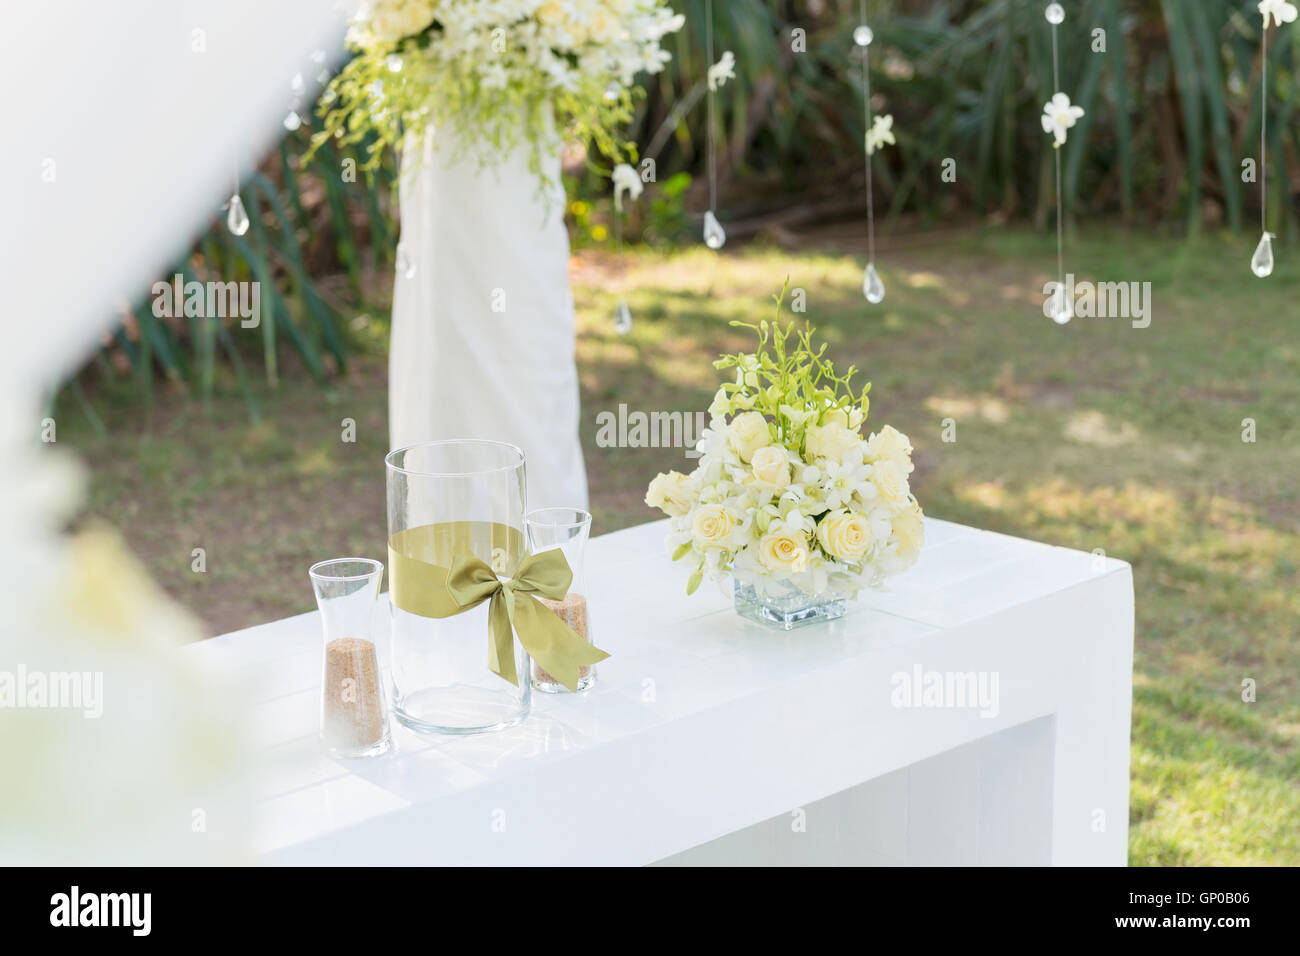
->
[192,517,1135,865]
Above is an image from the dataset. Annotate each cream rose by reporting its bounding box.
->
[691,504,736,549]
[758,526,810,573]
[805,422,860,464]
[816,509,873,561]
[586,6,618,42]
[366,0,437,43]
[728,411,771,463]
[823,406,850,429]
[536,1,567,27]
[867,424,913,464]
[645,471,692,517]
[749,445,790,488]
[891,502,925,558]
[871,458,910,506]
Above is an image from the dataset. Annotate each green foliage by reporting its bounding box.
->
[636,0,1293,232]
[66,127,399,425]
[714,283,871,445]
[308,40,638,187]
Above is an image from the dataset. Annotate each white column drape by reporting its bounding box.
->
[388,126,589,511]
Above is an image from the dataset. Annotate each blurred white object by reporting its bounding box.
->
[0,0,355,864]
[389,124,589,510]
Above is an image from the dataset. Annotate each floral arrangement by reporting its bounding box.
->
[645,287,924,597]
[311,0,685,180]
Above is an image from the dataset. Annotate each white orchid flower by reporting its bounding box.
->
[1260,0,1298,28]
[865,114,896,155]
[707,50,736,91]
[1041,92,1085,148]
[611,163,644,213]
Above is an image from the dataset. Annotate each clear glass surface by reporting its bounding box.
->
[309,558,390,758]
[386,440,531,734]
[525,508,596,693]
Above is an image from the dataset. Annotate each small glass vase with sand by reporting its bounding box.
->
[525,508,597,693]
[309,558,391,758]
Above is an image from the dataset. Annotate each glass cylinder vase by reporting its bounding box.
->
[386,440,531,734]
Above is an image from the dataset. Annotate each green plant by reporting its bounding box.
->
[64,128,400,425]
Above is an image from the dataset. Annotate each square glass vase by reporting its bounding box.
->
[733,580,849,631]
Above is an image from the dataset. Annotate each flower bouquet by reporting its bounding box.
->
[645,288,924,629]
[311,0,685,181]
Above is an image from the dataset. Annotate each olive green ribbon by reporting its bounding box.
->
[389,523,608,692]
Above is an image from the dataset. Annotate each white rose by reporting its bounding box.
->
[816,509,873,561]
[691,504,736,550]
[645,471,692,517]
[872,459,910,507]
[728,411,771,463]
[749,445,790,489]
[805,422,861,464]
[758,525,810,573]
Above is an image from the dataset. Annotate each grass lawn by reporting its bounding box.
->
[60,226,1299,865]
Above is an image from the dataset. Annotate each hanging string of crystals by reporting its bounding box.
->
[613,216,633,334]
[701,0,726,250]
[227,161,249,237]
[611,164,643,334]
[1251,1,1294,277]
[1042,2,1084,324]
[856,2,884,304]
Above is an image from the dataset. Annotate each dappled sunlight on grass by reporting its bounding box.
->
[1063,409,1140,447]
[1130,684,1299,865]
[952,480,1009,512]
[924,394,1011,424]
[295,442,340,478]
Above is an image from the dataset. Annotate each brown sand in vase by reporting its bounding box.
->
[532,593,591,685]
[322,637,385,750]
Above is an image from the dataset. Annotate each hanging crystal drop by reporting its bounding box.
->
[226,194,249,236]
[853,26,874,47]
[703,210,726,250]
[1047,283,1074,324]
[396,243,415,279]
[863,263,885,304]
[283,111,302,131]
[614,300,633,334]
[1045,3,1065,25]
[1251,232,1274,278]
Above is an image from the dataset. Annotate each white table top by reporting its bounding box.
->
[190,517,1132,865]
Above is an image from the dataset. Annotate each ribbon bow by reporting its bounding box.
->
[388,523,608,693]
[444,550,607,691]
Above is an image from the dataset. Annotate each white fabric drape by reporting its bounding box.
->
[389,127,589,511]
